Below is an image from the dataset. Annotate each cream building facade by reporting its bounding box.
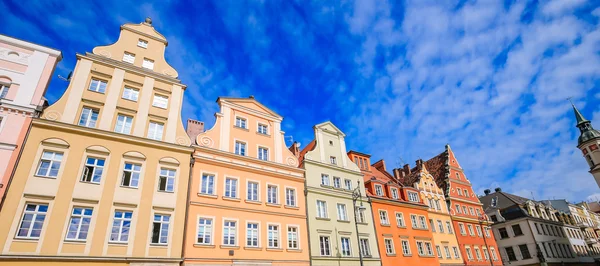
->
[0,19,192,266]
[296,122,381,266]
[406,160,464,266]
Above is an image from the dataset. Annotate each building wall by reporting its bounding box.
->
[184,97,310,265]
[303,122,380,266]
[0,35,61,204]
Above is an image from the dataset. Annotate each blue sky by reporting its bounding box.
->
[2,0,600,202]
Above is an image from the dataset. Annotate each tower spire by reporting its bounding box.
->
[569,99,600,146]
[569,97,589,126]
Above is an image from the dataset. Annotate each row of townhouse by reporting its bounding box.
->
[0,18,508,266]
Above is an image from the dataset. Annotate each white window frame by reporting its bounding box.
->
[81,157,105,184]
[35,151,63,178]
[391,187,399,199]
[120,162,141,188]
[142,58,155,70]
[468,224,474,236]
[330,156,337,165]
[224,176,238,199]
[88,78,107,93]
[419,215,427,229]
[114,114,133,134]
[196,216,214,245]
[258,146,269,161]
[416,241,425,256]
[122,86,139,101]
[137,39,148,48]
[333,176,341,188]
[379,210,390,225]
[396,212,405,227]
[285,187,296,207]
[410,214,418,228]
[157,168,176,193]
[360,238,371,256]
[222,219,238,246]
[0,83,9,99]
[321,174,330,186]
[257,123,268,134]
[16,203,48,239]
[287,225,299,249]
[317,200,328,218]
[319,235,331,256]
[78,107,99,128]
[151,213,170,245]
[340,237,352,257]
[200,172,216,195]
[152,94,168,109]
[267,224,280,249]
[344,179,352,190]
[375,184,383,196]
[123,52,135,63]
[445,246,452,259]
[267,184,278,204]
[401,239,411,255]
[235,116,247,129]
[234,141,247,156]
[65,207,93,241]
[110,210,133,243]
[147,121,164,141]
[453,246,461,258]
[408,191,419,202]
[247,180,259,201]
[246,221,260,247]
[337,204,348,221]
[385,238,395,255]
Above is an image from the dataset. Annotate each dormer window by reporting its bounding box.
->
[491,197,498,207]
[123,52,135,63]
[142,58,154,70]
[408,191,419,202]
[235,117,247,129]
[375,185,383,196]
[330,156,337,165]
[137,39,148,48]
[391,188,399,199]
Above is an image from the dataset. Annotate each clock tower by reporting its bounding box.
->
[572,103,600,187]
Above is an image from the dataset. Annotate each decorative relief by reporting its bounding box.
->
[162,69,175,77]
[96,50,112,58]
[175,136,191,146]
[199,136,214,148]
[0,48,29,65]
[286,156,298,166]
[44,110,62,121]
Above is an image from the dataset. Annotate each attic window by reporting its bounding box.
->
[138,39,148,48]
[491,197,497,207]
[329,140,333,146]
[123,52,135,64]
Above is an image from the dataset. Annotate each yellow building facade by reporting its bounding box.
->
[403,160,464,266]
[0,19,192,265]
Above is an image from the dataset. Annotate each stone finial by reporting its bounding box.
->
[145,17,153,25]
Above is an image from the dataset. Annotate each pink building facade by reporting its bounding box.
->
[0,35,61,206]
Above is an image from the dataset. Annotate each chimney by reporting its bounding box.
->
[416,159,424,170]
[494,187,502,192]
[186,119,204,143]
[403,164,411,176]
[484,189,491,195]
[288,142,300,157]
[392,168,402,179]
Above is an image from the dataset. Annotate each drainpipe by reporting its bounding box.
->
[180,155,195,265]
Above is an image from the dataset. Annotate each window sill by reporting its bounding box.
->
[266,203,281,208]
[198,193,218,199]
[418,254,436,258]
[320,184,332,188]
[193,244,215,248]
[13,237,39,242]
[233,126,249,131]
[245,200,262,204]
[108,242,128,246]
[397,225,407,229]
[403,253,413,257]
[357,222,369,225]
[284,205,299,210]
[34,175,58,179]
[158,190,174,194]
[222,196,241,202]
[386,253,397,257]
[80,181,101,185]
[220,245,240,249]
[316,217,330,221]
[266,248,284,252]
[244,246,263,251]
[256,132,271,137]
[381,224,391,227]
[121,97,138,103]
[149,243,168,248]
[338,220,350,223]
[287,248,302,252]
[151,105,168,110]
[120,185,139,190]
[63,239,87,244]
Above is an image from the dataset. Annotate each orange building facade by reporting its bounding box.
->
[398,145,502,266]
[349,151,440,266]
[183,97,309,265]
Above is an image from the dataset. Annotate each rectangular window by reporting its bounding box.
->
[223,220,237,246]
[123,52,135,63]
[235,117,247,128]
[445,246,452,259]
[483,247,490,260]
[258,147,269,161]
[122,87,139,101]
[257,123,268,134]
[408,191,419,202]
[385,239,395,254]
[459,223,466,235]
[197,218,212,244]
[333,177,341,188]
[147,121,164,140]
[360,238,371,256]
[447,221,453,234]
[341,237,351,256]
[158,168,175,192]
[464,189,469,197]
[475,247,482,260]
[419,216,427,229]
[425,242,434,256]
[417,241,425,255]
[110,211,132,242]
[36,151,63,178]
[151,214,170,244]
[235,141,246,156]
[436,245,442,258]
[200,174,215,195]
[512,224,523,236]
[466,247,473,260]
[317,200,328,218]
[430,219,436,232]
[438,220,444,233]
[224,177,238,198]
[391,188,399,199]
[337,204,348,221]
[344,179,352,190]
[469,207,475,216]
[402,239,411,255]
[330,156,337,164]
[121,163,141,188]
[137,39,148,48]
[519,244,531,259]
[505,246,517,261]
[88,78,107,93]
[320,236,331,256]
[0,84,9,99]
[285,188,296,206]
[81,157,105,183]
[455,204,461,213]
[142,58,154,70]
[152,94,168,109]
[355,207,365,223]
[375,185,383,196]
[247,181,259,201]
[246,223,258,247]
[288,226,298,249]
[66,207,92,240]
[458,189,463,196]
[321,174,330,186]
[267,185,278,204]
[17,204,48,239]
[476,225,482,237]
[410,214,418,228]
[380,210,390,225]
[467,224,474,236]
[498,227,509,239]
[78,107,99,128]
[453,246,461,258]
[463,206,468,214]
[485,227,491,238]
[396,212,405,227]
[114,114,133,134]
